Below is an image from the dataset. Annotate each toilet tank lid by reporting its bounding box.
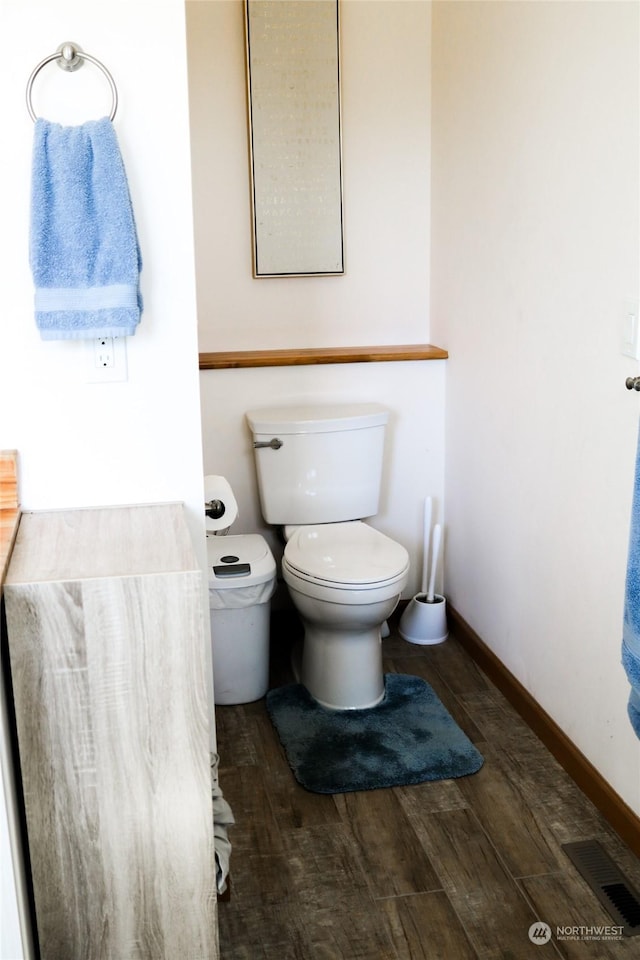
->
[246,402,389,435]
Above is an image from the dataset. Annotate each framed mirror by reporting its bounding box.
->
[245,0,344,277]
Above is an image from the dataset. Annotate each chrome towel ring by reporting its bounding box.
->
[26,42,118,122]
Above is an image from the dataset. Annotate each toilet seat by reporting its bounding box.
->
[283,521,409,589]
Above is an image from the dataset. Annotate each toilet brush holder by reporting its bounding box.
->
[398,594,448,645]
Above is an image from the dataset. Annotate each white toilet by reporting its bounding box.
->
[246,403,410,710]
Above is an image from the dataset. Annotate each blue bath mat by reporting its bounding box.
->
[265,673,483,794]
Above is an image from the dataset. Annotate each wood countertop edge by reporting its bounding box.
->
[0,450,20,591]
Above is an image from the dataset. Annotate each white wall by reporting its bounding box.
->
[0,0,205,541]
[431,0,640,814]
[188,0,431,352]
[0,2,208,956]
[188,0,443,599]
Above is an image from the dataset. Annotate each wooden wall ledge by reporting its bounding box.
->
[199,344,448,370]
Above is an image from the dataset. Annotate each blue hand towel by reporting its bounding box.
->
[30,117,142,340]
[622,422,640,738]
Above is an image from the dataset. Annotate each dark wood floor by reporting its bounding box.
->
[215,611,640,959]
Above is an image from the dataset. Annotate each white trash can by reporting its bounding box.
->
[207,534,276,705]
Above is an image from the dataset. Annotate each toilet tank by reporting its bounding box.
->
[246,403,389,524]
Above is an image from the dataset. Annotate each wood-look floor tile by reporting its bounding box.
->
[218,902,307,960]
[225,851,296,906]
[394,778,469,815]
[380,890,479,960]
[458,690,551,763]
[268,773,342,831]
[380,630,427,660]
[277,823,373,908]
[251,702,288,767]
[295,894,398,960]
[455,742,561,878]
[334,789,441,898]
[403,807,547,959]
[419,633,491,696]
[520,873,638,958]
[222,860,395,958]
[218,835,390,957]
[382,655,446,692]
[470,730,621,860]
[215,617,640,960]
[253,703,343,830]
[538,773,616,838]
[217,765,284,857]
[215,704,259,767]
[488,749,608,857]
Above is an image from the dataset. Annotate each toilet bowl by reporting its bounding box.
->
[282,522,409,709]
[246,403,410,710]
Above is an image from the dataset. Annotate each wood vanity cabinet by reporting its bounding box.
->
[4,504,218,959]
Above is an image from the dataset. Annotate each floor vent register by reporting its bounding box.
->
[562,840,640,937]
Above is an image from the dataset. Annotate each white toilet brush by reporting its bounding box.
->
[420,496,432,596]
[398,499,448,645]
[384,497,431,640]
[426,523,441,603]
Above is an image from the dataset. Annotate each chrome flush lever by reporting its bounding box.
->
[253,438,283,449]
[205,499,225,519]
[626,377,640,391]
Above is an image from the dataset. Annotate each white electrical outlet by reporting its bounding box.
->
[86,336,128,382]
[95,337,115,368]
[621,300,640,360]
